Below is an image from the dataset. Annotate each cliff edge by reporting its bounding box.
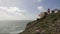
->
[19,10,60,34]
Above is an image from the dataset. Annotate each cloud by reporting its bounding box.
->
[0,0,36,20]
[37,0,42,2]
[33,0,42,2]
[0,6,34,20]
[0,0,20,7]
[37,6,46,12]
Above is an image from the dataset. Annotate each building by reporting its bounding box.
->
[53,9,58,13]
[38,8,60,19]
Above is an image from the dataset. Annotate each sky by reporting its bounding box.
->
[0,0,60,20]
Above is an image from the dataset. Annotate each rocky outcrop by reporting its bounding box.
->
[19,10,60,34]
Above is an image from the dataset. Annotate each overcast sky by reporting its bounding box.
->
[0,0,60,20]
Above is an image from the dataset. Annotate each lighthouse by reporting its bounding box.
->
[47,8,50,14]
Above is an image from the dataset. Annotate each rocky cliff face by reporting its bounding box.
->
[19,11,60,34]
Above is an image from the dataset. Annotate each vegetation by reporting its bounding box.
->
[19,10,60,34]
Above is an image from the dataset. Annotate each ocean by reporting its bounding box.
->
[0,20,31,34]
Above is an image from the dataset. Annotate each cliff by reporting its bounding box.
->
[19,10,60,34]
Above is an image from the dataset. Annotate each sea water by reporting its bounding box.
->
[0,20,31,34]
